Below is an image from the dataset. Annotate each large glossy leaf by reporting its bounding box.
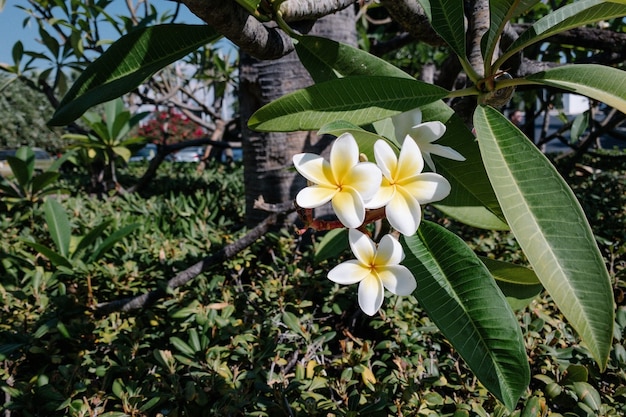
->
[481,257,543,310]
[295,35,411,83]
[474,105,614,369]
[420,103,508,229]
[419,0,466,59]
[402,221,529,409]
[481,0,536,75]
[44,198,71,258]
[49,24,221,126]
[248,76,449,132]
[494,0,626,71]
[525,64,626,115]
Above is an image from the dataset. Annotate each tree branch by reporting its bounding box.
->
[181,0,357,60]
[379,0,443,47]
[94,210,291,315]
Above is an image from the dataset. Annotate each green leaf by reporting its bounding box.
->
[295,35,411,83]
[282,311,306,337]
[402,221,529,409]
[31,171,61,195]
[73,221,113,260]
[49,24,221,126]
[525,64,626,115]
[23,240,72,269]
[88,223,140,263]
[169,336,196,357]
[291,36,505,229]
[314,228,348,263]
[44,198,72,258]
[571,111,590,142]
[480,257,543,310]
[9,147,35,189]
[248,76,449,132]
[425,0,466,59]
[495,1,626,71]
[474,105,614,369]
[318,120,397,162]
[419,102,508,229]
[481,0,527,75]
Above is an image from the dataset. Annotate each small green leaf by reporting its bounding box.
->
[402,221,529,409]
[248,76,449,132]
[169,336,196,357]
[44,198,72,258]
[49,24,221,126]
[525,64,626,115]
[73,221,113,259]
[12,41,24,65]
[31,171,61,194]
[314,228,348,263]
[282,311,305,337]
[9,147,35,189]
[571,111,590,142]
[22,240,72,269]
[474,105,614,369]
[88,223,140,263]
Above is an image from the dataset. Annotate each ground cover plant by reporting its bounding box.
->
[1,155,624,416]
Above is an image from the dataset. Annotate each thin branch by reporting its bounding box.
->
[94,209,292,315]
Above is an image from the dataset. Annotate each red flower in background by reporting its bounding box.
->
[138,109,207,144]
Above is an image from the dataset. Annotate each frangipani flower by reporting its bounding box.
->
[293,133,381,229]
[328,229,416,316]
[392,108,465,172]
[366,137,451,236]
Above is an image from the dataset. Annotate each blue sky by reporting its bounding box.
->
[0,1,206,65]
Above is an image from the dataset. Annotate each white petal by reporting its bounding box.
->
[392,108,422,142]
[425,143,466,161]
[293,153,334,186]
[386,189,422,236]
[373,140,398,179]
[364,179,394,209]
[377,265,417,295]
[332,188,365,228]
[396,137,424,178]
[401,173,451,204]
[296,185,337,208]
[374,233,404,266]
[358,274,384,316]
[330,133,359,182]
[344,162,382,202]
[328,260,370,285]
[422,151,437,172]
[348,228,376,266]
[408,121,446,144]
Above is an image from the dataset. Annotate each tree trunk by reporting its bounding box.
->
[239,8,357,228]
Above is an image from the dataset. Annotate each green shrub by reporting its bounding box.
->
[1,158,624,416]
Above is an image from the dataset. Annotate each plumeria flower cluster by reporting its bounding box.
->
[293,109,464,316]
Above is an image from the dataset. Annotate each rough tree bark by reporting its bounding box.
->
[239,7,357,227]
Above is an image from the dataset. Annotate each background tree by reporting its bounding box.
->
[0,74,63,151]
